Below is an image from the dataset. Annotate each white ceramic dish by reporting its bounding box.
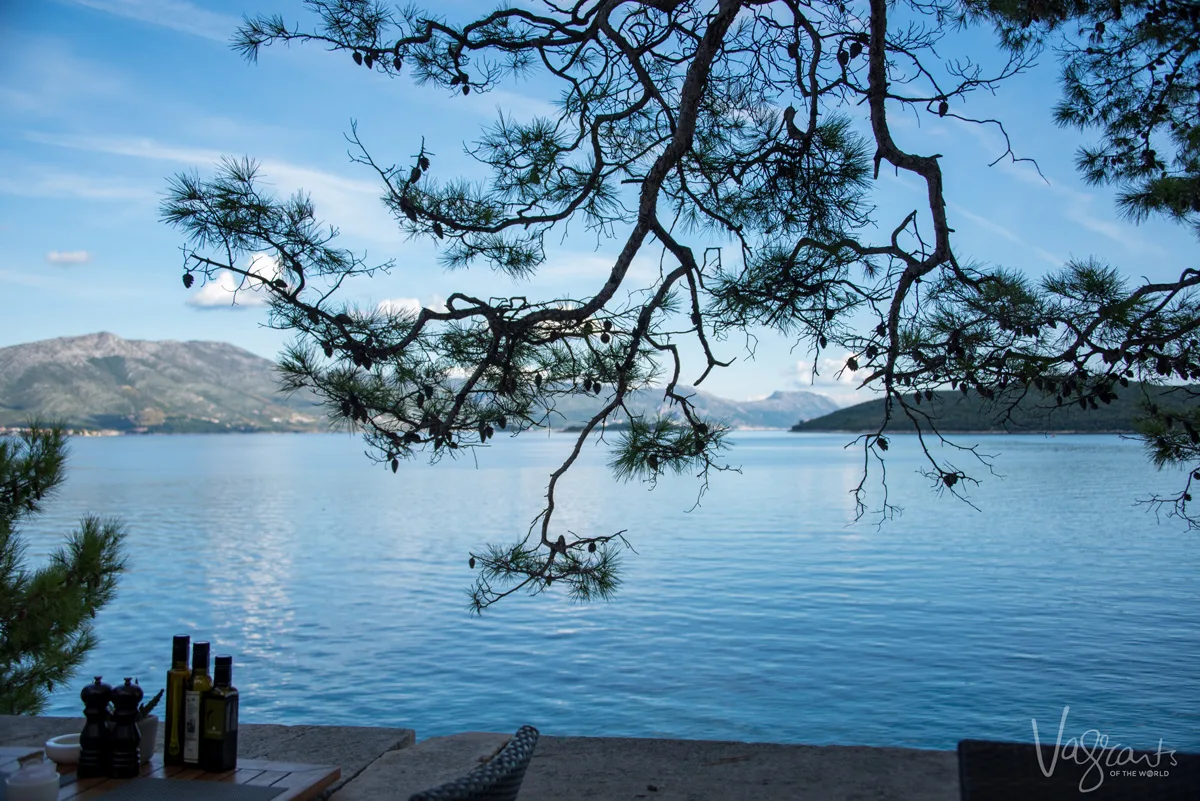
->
[44,733,80,766]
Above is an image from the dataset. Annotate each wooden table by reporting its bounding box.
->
[0,746,340,801]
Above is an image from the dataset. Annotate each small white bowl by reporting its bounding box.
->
[44,733,80,766]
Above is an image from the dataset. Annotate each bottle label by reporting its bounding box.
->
[184,690,201,762]
[203,694,239,738]
[203,698,225,738]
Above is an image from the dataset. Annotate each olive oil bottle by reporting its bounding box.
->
[164,635,190,766]
[200,655,239,772]
[183,641,212,765]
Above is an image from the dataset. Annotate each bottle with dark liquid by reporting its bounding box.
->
[200,655,239,772]
[108,677,143,778]
[164,634,190,766]
[183,641,212,765]
[78,676,112,779]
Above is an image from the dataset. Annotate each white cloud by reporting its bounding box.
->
[378,297,423,316]
[886,110,953,138]
[0,270,61,290]
[538,252,661,286]
[188,272,253,308]
[881,161,1145,265]
[1064,205,1165,255]
[0,36,129,118]
[247,252,283,281]
[485,90,561,122]
[876,169,925,194]
[957,117,1012,155]
[29,134,226,165]
[45,250,91,265]
[0,268,154,300]
[799,353,865,386]
[1030,246,1066,267]
[947,201,1063,268]
[998,158,1058,189]
[426,88,561,123]
[948,200,1019,244]
[187,253,281,309]
[377,295,448,316]
[27,133,401,244]
[0,166,154,202]
[994,159,1167,257]
[63,0,238,42]
[792,351,877,406]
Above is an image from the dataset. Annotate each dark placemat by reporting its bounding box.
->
[86,779,287,800]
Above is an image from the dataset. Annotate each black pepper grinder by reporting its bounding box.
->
[108,677,143,778]
[78,676,112,778]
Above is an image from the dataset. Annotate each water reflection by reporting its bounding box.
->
[19,432,1199,750]
[202,498,296,663]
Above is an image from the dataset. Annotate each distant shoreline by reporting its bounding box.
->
[788,428,1136,435]
[0,425,1139,438]
[552,425,1136,435]
[0,426,325,437]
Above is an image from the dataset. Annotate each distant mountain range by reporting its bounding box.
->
[0,333,839,434]
[0,333,325,433]
[549,387,838,431]
[792,383,1199,434]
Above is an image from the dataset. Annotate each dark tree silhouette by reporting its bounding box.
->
[162,0,1200,612]
[0,424,128,714]
[957,0,1200,520]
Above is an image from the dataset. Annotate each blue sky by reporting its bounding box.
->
[1,0,1196,405]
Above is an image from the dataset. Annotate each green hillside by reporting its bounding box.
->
[792,383,1200,434]
[0,333,839,435]
[0,332,325,433]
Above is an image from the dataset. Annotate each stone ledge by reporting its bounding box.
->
[519,735,958,801]
[329,732,512,801]
[2,717,959,800]
[330,730,957,801]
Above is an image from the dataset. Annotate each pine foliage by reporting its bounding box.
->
[0,424,128,714]
[163,0,1200,610]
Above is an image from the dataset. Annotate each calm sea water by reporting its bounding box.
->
[18,431,1199,750]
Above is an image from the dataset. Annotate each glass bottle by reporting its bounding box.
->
[164,634,190,766]
[183,641,212,765]
[199,655,239,772]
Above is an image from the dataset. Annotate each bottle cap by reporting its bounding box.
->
[213,655,233,685]
[192,642,210,672]
[172,635,190,665]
